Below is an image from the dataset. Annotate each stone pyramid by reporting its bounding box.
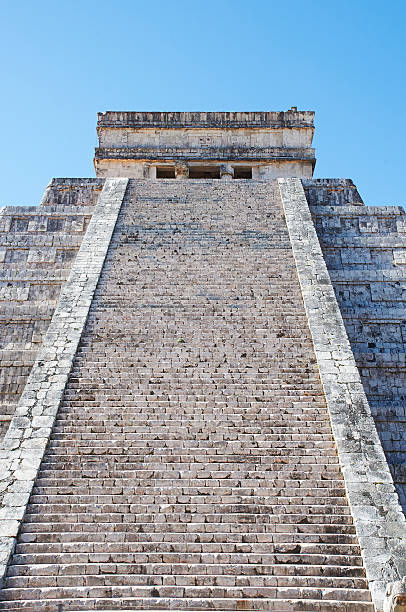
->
[1,110,406,611]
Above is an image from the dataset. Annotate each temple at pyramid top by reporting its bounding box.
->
[94,108,315,179]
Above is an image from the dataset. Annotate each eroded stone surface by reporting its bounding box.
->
[0,109,405,610]
[95,110,315,179]
[0,179,374,611]
[0,178,104,440]
[305,180,406,514]
[279,177,406,610]
[0,178,128,587]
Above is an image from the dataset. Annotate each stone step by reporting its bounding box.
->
[36,466,339,476]
[58,403,324,410]
[0,598,374,612]
[9,552,364,568]
[57,401,326,409]
[24,501,351,515]
[43,426,333,437]
[33,466,343,478]
[308,234,406,247]
[37,451,339,462]
[14,542,361,556]
[0,598,375,612]
[28,488,347,501]
[51,426,331,440]
[19,531,358,544]
[49,428,333,437]
[7,562,366,579]
[4,573,369,589]
[56,404,327,411]
[25,497,348,509]
[0,234,83,247]
[32,480,343,491]
[33,473,344,486]
[53,418,329,426]
[22,513,354,525]
[20,522,357,535]
[56,401,325,408]
[33,472,343,483]
[58,392,322,399]
[44,438,335,448]
[31,485,346,497]
[0,584,373,603]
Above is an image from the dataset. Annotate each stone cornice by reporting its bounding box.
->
[94,146,316,163]
[97,110,315,129]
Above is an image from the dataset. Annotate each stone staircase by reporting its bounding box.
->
[0,180,374,610]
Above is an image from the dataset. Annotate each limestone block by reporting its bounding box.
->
[27,248,57,264]
[64,216,85,233]
[0,284,29,302]
[9,218,29,232]
[4,249,28,264]
[0,220,11,233]
[371,282,406,302]
[341,248,372,264]
[27,217,48,232]
[322,214,344,230]
[359,216,380,233]
[394,251,406,265]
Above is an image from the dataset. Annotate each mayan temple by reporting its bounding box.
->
[1,109,406,612]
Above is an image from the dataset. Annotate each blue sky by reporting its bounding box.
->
[1,0,405,206]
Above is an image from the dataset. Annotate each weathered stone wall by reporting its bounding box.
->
[0,179,104,440]
[305,179,406,510]
[95,159,314,180]
[98,126,313,149]
[94,110,315,179]
[40,179,104,208]
[281,178,406,609]
[0,178,128,593]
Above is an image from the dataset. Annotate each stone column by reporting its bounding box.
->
[220,164,234,181]
[175,162,189,179]
[143,164,154,179]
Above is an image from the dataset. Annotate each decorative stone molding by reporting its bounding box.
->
[97,110,315,128]
[0,178,129,588]
[278,177,406,611]
[95,145,315,162]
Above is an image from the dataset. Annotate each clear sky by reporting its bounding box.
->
[1,0,405,206]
